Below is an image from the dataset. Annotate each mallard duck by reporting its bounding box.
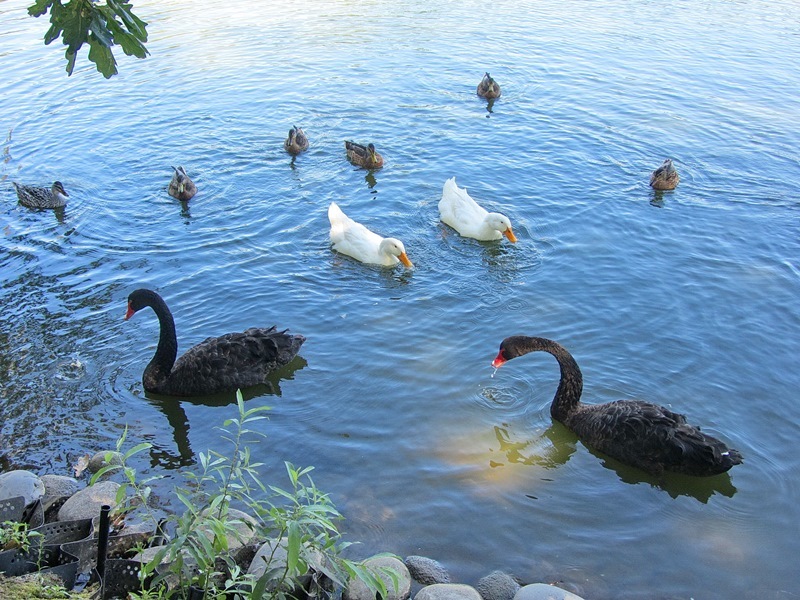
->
[168,166,197,201]
[14,181,69,209]
[328,202,412,268]
[284,126,309,155]
[439,177,517,242]
[649,159,680,190]
[492,336,743,476]
[477,72,501,99]
[345,141,384,169]
[125,288,305,397]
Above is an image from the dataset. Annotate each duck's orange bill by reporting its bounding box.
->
[399,252,413,268]
[504,228,518,243]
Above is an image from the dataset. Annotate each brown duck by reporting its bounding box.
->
[345,141,383,169]
[477,72,501,99]
[284,126,309,155]
[649,159,680,190]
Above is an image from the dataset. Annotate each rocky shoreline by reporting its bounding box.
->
[1,462,587,600]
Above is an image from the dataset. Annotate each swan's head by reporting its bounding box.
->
[486,212,517,243]
[380,237,413,268]
[491,336,529,368]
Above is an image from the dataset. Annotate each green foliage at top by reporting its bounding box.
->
[28,0,149,78]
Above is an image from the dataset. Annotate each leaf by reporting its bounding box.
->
[286,521,300,575]
[28,0,52,18]
[88,36,117,78]
[73,454,91,478]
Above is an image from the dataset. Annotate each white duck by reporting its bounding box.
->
[439,177,517,242]
[328,202,413,268]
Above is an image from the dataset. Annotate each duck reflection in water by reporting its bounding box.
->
[143,357,307,469]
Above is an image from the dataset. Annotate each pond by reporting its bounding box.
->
[1,0,799,598]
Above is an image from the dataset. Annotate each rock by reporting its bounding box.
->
[344,555,411,600]
[405,555,451,585]
[0,470,45,506]
[477,571,520,600]
[513,583,586,600]
[247,538,328,595]
[88,451,124,474]
[57,481,121,521]
[198,507,257,550]
[40,474,81,498]
[415,583,483,600]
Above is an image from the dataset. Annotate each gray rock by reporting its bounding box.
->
[477,571,520,600]
[40,474,81,498]
[513,583,585,600]
[405,555,451,584]
[88,451,124,474]
[247,538,322,577]
[345,555,411,600]
[0,470,45,506]
[197,507,257,550]
[415,583,483,600]
[57,480,121,521]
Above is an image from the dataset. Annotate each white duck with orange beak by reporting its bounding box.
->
[328,202,413,268]
[439,177,517,243]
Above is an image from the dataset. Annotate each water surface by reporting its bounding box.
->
[1,1,799,598]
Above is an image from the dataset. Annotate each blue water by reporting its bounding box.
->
[2,0,799,598]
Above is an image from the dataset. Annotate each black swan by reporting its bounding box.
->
[491,336,742,476]
[125,288,305,397]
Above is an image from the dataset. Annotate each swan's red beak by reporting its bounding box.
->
[125,304,135,321]
[491,351,507,369]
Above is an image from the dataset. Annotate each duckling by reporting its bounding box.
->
[477,72,501,99]
[345,141,384,169]
[168,166,197,201]
[13,181,69,209]
[284,126,309,155]
[649,159,680,190]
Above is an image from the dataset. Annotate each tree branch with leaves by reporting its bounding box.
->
[28,0,149,78]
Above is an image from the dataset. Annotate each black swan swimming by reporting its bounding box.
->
[125,288,305,397]
[491,336,742,476]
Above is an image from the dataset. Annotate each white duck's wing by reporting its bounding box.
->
[328,202,391,265]
[439,177,491,237]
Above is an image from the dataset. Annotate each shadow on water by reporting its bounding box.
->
[484,97,497,117]
[496,422,738,503]
[649,189,672,208]
[142,357,308,469]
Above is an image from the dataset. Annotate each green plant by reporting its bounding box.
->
[27,0,149,78]
[110,391,388,600]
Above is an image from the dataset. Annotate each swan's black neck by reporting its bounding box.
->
[130,289,178,389]
[501,336,584,422]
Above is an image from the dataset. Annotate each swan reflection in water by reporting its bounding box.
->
[491,424,738,503]
[143,356,308,469]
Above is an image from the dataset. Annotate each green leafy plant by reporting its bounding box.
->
[28,0,149,78]
[104,391,389,600]
[0,520,39,552]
